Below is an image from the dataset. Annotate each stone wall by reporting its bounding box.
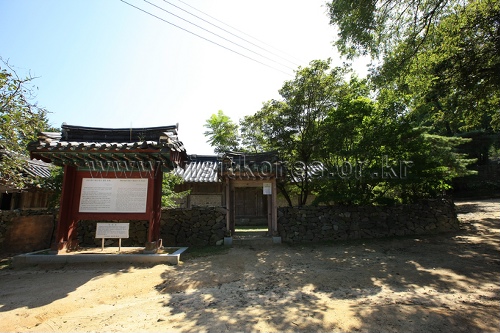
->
[0,210,56,253]
[77,220,149,247]
[2,199,459,251]
[76,207,228,247]
[161,207,227,246]
[278,199,459,243]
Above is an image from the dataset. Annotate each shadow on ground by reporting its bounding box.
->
[153,200,499,332]
[0,262,151,313]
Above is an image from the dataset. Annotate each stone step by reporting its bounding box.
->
[231,235,282,246]
[234,231,268,238]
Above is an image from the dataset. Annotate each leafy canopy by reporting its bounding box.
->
[328,0,461,60]
[1,58,52,189]
[240,59,348,205]
[328,0,500,136]
[203,110,240,153]
[162,172,189,208]
[203,59,475,205]
[328,0,499,191]
[314,79,475,205]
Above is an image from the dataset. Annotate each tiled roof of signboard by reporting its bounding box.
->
[60,124,179,143]
[28,124,186,154]
[174,155,220,183]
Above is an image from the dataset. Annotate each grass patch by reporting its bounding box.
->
[235,226,268,233]
[182,245,230,260]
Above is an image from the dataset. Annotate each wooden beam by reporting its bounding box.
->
[231,179,273,187]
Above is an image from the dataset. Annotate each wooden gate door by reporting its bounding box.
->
[234,188,267,221]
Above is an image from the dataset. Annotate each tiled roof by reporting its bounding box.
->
[220,151,280,165]
[28,124,187,167]
[24,159,52,178]
[0,149,52,191]
[31,139,181,153]
[173,151,324,183]
[174,155,220,183]
[60,124,179,142]
[30,124,185,153]
[174,152,287,182]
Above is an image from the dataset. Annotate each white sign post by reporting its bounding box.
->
[263,183,272,195]
[95,223,130,252]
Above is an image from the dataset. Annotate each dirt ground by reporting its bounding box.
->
[0,199,499,333]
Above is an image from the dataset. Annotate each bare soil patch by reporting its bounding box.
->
[0,199,499,332]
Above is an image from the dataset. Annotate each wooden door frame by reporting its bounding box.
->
[224,178,277,235]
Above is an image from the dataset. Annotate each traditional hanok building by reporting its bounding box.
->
[28,124,187,252]
[173,155,222,208]
[174,151,284,235]
[0,149,53,210]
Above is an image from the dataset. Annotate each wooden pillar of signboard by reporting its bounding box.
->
[147,166,163,247]
[230,180,236,235]
[52,164,79,251]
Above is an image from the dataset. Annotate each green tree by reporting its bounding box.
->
[36,164,64,209]
[315,83,475,205]
[328,0,500,135]
[239,114,269,153]
[315,77,389,204]
[384,1,500,172]
[238,59,474,205]
[241,59,348,205]
[383,0,499,134]
[328,0,473,60]
[203,110,240,153]
[328,0,500,195]
[161,172,189,208]
[1,59,51,189]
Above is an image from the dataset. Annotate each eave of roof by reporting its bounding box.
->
[27,124,187,167]
[61,124,178,142]
[0,150,52,191]
[174,155,220,183]
[174,153,287,182]
[24,159,52,178]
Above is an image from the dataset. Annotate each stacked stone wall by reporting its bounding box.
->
[0,210,56,253]
[76,207,228,247]
[1,199,459,250]
[77,220,149,247]
[160,207,227,246]
[278,199,459,243]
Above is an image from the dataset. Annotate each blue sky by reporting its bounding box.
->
[1,0,369,155]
